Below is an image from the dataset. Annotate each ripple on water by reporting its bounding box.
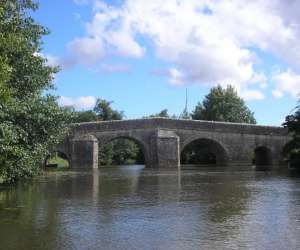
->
[0,166,300,250]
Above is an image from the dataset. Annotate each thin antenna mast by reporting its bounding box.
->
[180,88,190,119]
[185,88,188,114]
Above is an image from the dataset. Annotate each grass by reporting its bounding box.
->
[47,156,69,168]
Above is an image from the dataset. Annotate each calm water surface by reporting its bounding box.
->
[0,166,300,250]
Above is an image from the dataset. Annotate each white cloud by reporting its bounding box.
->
[67,2,145,64]
[58,96,96,110]
[241,89,265,101]
[272,69,300,98]
[260,83,268,89]
[272,90,284,99]
[34,52,75,70]
[67,37,105,65]
[108,31,145,58]
[100,63,132,73]
[168,68,185,86]
[63,0,300,100]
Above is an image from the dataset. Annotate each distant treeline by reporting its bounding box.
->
[72,85,257,124]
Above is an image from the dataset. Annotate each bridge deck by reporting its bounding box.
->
[71,118,287,136]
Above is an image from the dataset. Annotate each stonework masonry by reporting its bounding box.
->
[56,118,291,169]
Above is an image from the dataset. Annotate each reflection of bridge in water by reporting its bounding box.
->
[56,118,290,169]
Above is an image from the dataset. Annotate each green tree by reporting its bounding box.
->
[94,99,124,121]
[149,109,170,118]
[283,104,300,168]
[72,110,98,123]
[146,109,179,118]
[0,58,11,103]
[0,0,73,183]
[192,85,256,124]
[99,143,114,166]
[112,139,141,165]
[0,5,12,104]
[100,139,143,166]
[179,108,191,119]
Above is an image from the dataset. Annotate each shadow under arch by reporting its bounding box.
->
[253,146,272,170]
[282,140,300,169]
[99,135,148,167]
[180,138,229,166]
[44,151,70,168]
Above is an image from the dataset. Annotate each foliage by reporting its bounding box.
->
[0,0,73,183]
[148,109,170,118]
[111,139,143,165]
[0,58,11,103]
[0,96,73,183]
[179,108,191,119]
[62,99,142,166]
[181,141,216,165]
[283,104,300,168]
[47,155,69,168]
[99,142,114,166]
[146,109,178,118]
[94,99,124,121]
[72,110,98,123]
[191,85,256,124]
[100,139,143,166]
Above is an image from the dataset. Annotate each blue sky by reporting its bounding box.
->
[33,0,300,125]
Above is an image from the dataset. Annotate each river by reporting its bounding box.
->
[0,166,300,250]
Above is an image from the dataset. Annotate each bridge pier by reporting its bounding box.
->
[149,130,180,168]
[70,135,98,169]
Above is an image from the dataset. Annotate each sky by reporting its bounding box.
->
[33,0,300,126]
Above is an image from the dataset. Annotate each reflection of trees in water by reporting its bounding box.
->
[0,169,254,249]
[205,177,251,224]
[0,180,69,250]
[91,167,145,223]
[180,173,251,224]
[136,169,183,204]
[137,170,252,225]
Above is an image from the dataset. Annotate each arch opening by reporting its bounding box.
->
[45,151,70,168]
[253,146,272,169]
[180,138,228,166]
[288,153,300,169]
[99,137,145,167]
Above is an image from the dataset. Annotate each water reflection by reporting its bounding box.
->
[0,166,300,250]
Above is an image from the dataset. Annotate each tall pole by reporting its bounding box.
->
[180,88,189,119]
[185,88,188,114]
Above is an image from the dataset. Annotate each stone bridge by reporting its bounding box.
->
[56,118,290,169]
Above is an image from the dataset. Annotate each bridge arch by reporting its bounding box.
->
[97,135,149,167]
[253,146,273,169]
[180,138,229,166]
[44,151,70,168]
